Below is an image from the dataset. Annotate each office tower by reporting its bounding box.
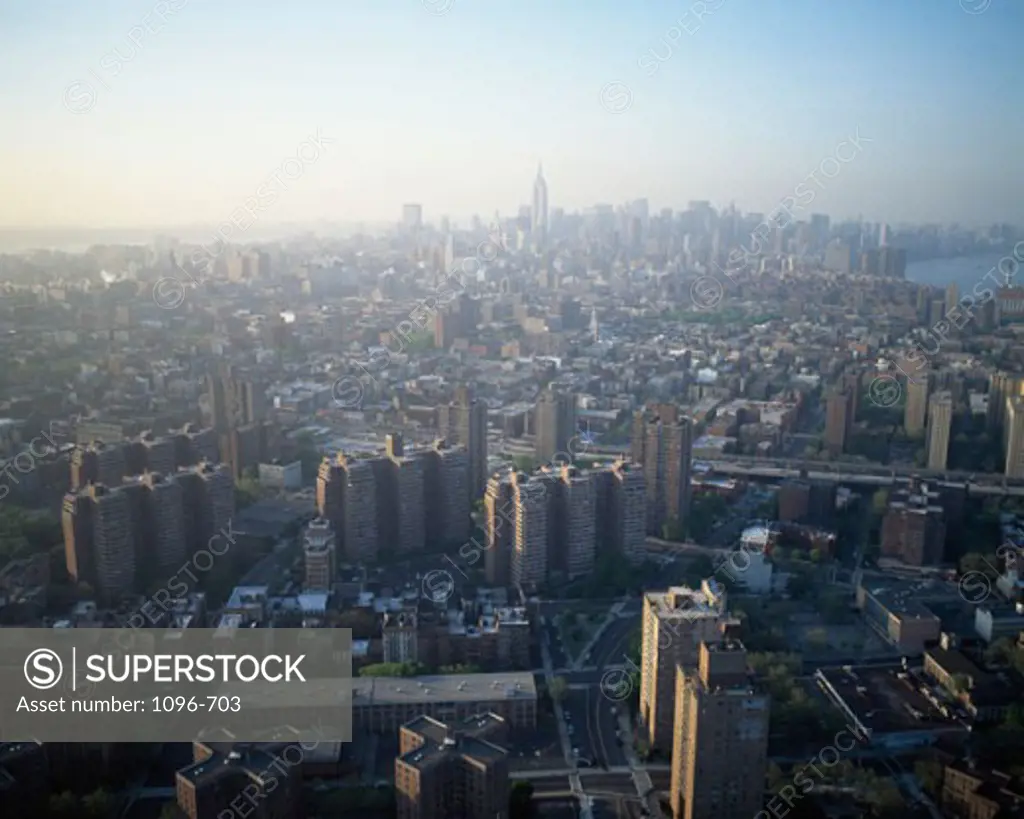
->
[303,517,336,591]
[534,388,576,463]
[590,307,599,342]
[927,391,953,470]
[443,233,455,273]
[403,203,423,231]
[63,484,135,602]
[551,466,596,581]
[904,374,931,435]
[670,641,769,819]
[824,389,853,455]
[631,404,693,536]
[878,245,907,278]
[823,241,854,274]
[395,713,510,819]
[485,470,515,586]
[317,455,378,563]
[878,222,889,247]
[945,282,960,317]
[510,471,547,590]
[70,442,125,490]
[421,440,470,549]
[439,386,488,502]
[987,371,1024,434]
[531,163,548,245]
[640,583,738,751]
[1004,397,1024,478]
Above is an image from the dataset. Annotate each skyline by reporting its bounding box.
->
[1,0,1022,229]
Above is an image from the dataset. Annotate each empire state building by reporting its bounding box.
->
[532,163,548,246]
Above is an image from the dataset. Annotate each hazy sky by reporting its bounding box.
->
[2,0,1022,229]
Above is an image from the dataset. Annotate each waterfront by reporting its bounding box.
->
[906,250,1018,294]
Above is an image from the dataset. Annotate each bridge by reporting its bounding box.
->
[696,457,1024,496]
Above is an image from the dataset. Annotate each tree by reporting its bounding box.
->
[512,455,536,472]
[661,516,686,542]
[548,676,568,703]
[914,759,944,799]
[358,661,426,677]
[805,628,829,653]
[159,802,183,819]
[510,781,535,819]
[82,788,114,819]
[234,476,262,509]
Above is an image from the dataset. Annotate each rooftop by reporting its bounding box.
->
[352,671,537,707]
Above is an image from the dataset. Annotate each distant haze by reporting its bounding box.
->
[1,0,1021,230]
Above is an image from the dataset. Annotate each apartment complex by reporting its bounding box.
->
[904,374,930,436]
[63,460,235,602]
[987,370,1024,434]
[1005,396,1024,478]
[175,742,302,819]
[534,387,577,463]
[303,517,336,592]
[396,713,509,819]
[670,642,769,819]
[510,471,548,589]
[631,404,693,536]
[640,582,739,750]
[353,672,537,735]
[880,481,947,566]
[927,391,953,470]
[824,388,854,455]
[438,385,489,502]
[317,438,470,565]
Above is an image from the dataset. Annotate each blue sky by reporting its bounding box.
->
[1,0,1021,228]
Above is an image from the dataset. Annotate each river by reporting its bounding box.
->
[905,250,1021,294]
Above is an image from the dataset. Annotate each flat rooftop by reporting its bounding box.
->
[817,665,966,738]
[353,672,537,707]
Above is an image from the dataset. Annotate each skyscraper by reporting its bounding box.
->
[62,483,136,602]
[631,404,693,536]
[927,391,953,470]
[904,375,931,436]
[484,470,514,586]
[317,454,379,563]
[534,388,576,464]
[640,583,739,751]
[945,282,959,317]
[510,471,547,590]
[1004,397,1024,478]
[402,203,423,231]
[670,641,769,819]
[531,163,548,245]
[421,439,471,549]
[987,371,1024,435]
[824,389,853,455]
[439,386,488,502]
[303,517,337,591]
